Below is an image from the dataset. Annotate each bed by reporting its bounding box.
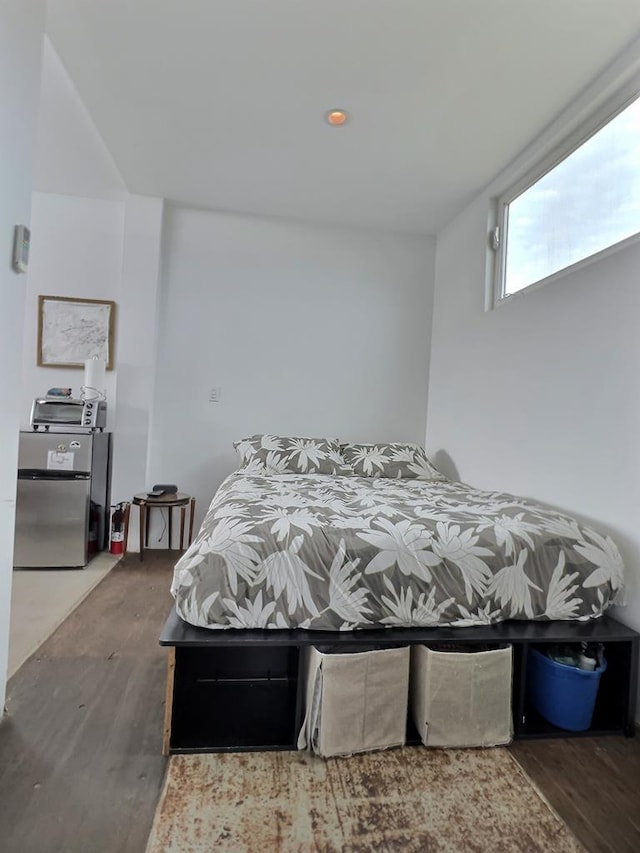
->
[171,444,625,632]
[163,437,636,754]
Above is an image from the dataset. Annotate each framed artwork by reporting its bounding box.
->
[37,295,116,370]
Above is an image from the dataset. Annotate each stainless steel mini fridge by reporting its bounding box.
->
[14,431,111,568]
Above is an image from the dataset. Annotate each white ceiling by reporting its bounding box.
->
[46,0,640,234]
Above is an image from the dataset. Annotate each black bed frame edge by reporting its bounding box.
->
[160,608,639,754]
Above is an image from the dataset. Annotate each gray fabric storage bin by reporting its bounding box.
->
[410,644,513,747]
[297,645,410,757]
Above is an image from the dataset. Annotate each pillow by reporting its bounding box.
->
[233,434,353,475]
[340,442,446,480]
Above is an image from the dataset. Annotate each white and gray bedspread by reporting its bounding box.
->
[171,472,625,631]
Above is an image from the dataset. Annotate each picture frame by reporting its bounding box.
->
[37,295,116,370]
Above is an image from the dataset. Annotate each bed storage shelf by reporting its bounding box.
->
[516,637,635,739]
[160,609,638,754]
[167,644,301,753]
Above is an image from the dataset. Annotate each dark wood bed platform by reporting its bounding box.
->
[160,609,639,754]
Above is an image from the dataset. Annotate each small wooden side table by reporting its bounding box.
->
[132,492,196,562]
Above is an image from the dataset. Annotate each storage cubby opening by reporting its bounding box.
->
[520,641,631,738]
[171,680,299,751]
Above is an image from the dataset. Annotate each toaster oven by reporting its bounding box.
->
[30,397,107,431]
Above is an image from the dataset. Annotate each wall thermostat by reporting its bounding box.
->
[12,225,30,273]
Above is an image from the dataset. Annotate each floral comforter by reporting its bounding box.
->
[171,472,625,631]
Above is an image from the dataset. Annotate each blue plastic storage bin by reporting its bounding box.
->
[527,647,607,732]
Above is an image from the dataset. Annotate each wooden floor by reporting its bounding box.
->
[0,552,173,853]
[511,736,640,853]
[0,552,639,853]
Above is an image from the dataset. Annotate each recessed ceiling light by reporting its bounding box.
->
[326,109,348,126]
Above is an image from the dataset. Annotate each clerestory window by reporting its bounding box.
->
[492,92,640,303]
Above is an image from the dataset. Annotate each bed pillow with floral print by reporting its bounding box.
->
[233,434,353,475]
[340,441,446,480]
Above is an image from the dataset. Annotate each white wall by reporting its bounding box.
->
[110,195,164,519]
[18,36,169,552]
[0,0,46,710]
[148,206,435,527]
[21,30,128,423]
[20,31,128,426]
[19,190,166,548]
[427,147,640,649]
[33,37,126,201]
[21,193,125,426]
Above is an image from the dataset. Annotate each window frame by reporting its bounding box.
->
[490,87,640,308]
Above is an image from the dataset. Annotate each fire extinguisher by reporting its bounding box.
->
[110,502,125,555]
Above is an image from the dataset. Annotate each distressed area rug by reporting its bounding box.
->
[146,747,584,853]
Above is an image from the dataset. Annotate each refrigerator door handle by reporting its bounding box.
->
[17,469,91,480]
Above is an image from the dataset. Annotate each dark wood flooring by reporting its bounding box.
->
[511,736,640,853]
[1,552,639,853]
[0,552,173,853]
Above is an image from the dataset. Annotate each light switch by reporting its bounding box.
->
[209,387,222,403]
